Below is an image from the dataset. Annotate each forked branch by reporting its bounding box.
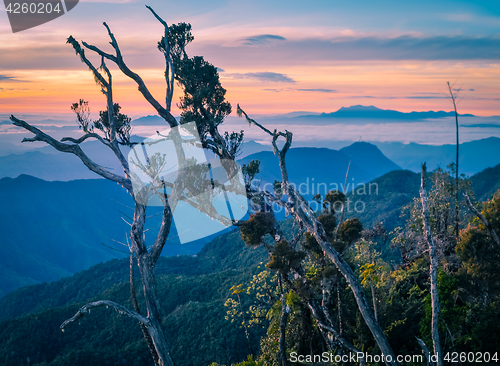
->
[81,22,178,127]
[146,5,175,112]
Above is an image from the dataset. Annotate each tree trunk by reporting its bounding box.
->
[337,280,342,336]
[278,294,289,366]
[420,164,443,366]
[130,253,159,364]
[371,285,378,322]
[447,81,460,236]
[138,255,175,366]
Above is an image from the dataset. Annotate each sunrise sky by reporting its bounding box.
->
[0,0,499,124]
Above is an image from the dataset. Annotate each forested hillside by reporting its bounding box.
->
[3,4,500,366]
[1,167,500,365]
[0,229,269,366]
[0,175,205,297]
[346,164,500,233]
[2,163,499,299]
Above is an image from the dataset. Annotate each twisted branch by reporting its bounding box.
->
[61,300,149,330]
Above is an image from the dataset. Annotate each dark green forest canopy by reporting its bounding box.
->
[2,167,500,365]
[0,228,269,366]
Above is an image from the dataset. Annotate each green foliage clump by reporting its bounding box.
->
[322,265,337,279]
[240,212,275,246]
[242,160,260,188]
[303,232,323,255]
[318,213,336,239]
[70,100,131,144]
[234,354,263,366]
[338,218,363,245]
[177,56,232,143]
[208,355,263,366]
[323,190,345,214]
[94,103,131,144]
[159,22,194,63]
[266,240,305,274]
[483,191,500,232]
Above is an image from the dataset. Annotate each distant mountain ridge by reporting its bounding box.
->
[296,105,475,119]
[346,163,500,233]
[0,142,400,296]
[0,175,205,298]
[375,137,500,176]
[0,140,398,182]
[240,142,401,200]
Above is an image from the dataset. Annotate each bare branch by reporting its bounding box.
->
[416,337,435,366]
[80,41,117,62]
[61,132,110,146]
[100,242,130,254]
[308,302,360,354]
[67,36,110,90]
[129,253,160,364]
[60,300,149,330]
[278,293,289,366]
[131,202,148,255]
[336,137,361,236]
[148,197,174,264]
[11,116,132,192]
[82,23,178,128]
[247,187,294,211]
[237,104,274,136]
[121,216,132,226]
[464,193,500,246]
[145,6,175,112]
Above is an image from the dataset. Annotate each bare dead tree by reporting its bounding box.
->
[419,163,443,366]
[446,81,461,236]
[237,105,399,366]
[11,8,244,366]
[335,138,361,237]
